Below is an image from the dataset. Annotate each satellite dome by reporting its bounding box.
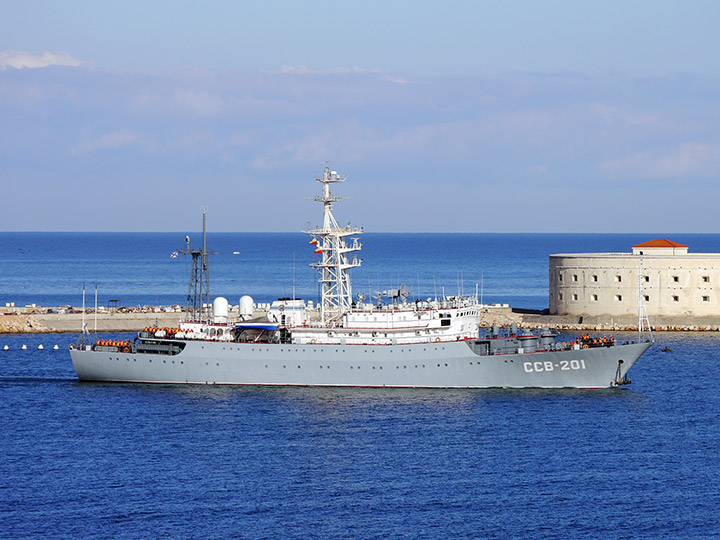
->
[239,295,254,319]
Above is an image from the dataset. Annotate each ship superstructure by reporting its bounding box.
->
[69,165,652,388]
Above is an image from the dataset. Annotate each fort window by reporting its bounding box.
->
[572,274,578,282]
[644,295,650,302]
[703,296,710,302]
[558,273,563,282]
[591,294,598,301]
[673,276,679,282]
[703,276,710,283]
[615,295,622,301]
[592,275,598,282]
[672,295,679,302]
[572,293,578,301]
[615,275,622,282]
[643,275,650,282]
[558,293,563,301]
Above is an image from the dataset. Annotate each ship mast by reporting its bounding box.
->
[307,166,363,324]
[181,207,213,322]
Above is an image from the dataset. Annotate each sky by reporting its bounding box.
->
[1,0,719,232]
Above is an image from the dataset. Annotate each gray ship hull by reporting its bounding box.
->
[70,340,652,389]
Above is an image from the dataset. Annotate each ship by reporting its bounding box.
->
[69,166,652,388]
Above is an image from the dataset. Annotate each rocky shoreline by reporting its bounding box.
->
[2,305,720,334]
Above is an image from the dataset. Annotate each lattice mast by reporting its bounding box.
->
[182,208,212,322]
[637,259,653,342]
[307,166,363,324]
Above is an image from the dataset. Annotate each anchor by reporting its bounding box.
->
[613,359,631,386]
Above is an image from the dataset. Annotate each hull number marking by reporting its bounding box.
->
[523,359,586,373]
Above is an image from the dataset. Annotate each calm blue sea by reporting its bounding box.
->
[2,233,720,539]
[0,331,719,539]
[4,232,720,310]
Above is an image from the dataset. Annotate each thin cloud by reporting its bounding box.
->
[589,102,661,127]
[269,65,409,84]
[0,49,85,70]
[72,129,156,154]
[600,142,720,179]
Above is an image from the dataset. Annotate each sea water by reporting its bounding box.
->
[4,232,720,310]
[1,233,720,538]
[0,331,719,539]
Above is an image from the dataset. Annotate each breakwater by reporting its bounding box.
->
[2,305,720,334]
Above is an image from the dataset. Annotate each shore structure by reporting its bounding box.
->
[2,303,719,334]
[550,239,720,319]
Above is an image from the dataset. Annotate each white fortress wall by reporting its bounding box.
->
[549,242,720,317]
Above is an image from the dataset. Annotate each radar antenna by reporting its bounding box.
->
[399,283,409,304]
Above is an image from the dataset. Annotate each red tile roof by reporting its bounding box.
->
[632,239,688,248]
